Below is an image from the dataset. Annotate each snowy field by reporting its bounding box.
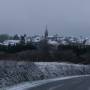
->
[0,61,89,88]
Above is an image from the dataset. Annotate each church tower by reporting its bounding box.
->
[44,25,48,39]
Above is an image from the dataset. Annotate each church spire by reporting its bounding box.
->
[45,25,48,39]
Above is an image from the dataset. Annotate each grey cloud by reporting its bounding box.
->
[0,0,90,37]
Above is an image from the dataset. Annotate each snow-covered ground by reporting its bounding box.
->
[35,62,90,78]
[0,61,89,88]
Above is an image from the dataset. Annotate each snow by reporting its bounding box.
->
[35,62,90,78]
[31,36,41,43]
[0,61,43,88]
[3,40,20,45]
[0,61,89,89]
[48,40,59,46]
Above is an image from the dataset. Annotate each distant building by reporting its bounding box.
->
[31,35,42,43]
[3,40,20,46]
[48,39,59,46]
[26,37,32,43]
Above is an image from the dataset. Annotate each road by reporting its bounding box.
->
[6,75,90,90]
[28,75,90,90]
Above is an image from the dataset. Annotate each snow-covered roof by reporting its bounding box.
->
[61,41,68,45]
[3,40,20,45]
[32,36,41,43]
[85,40,90,45]
[48,40,59,46]
[4,40,20,43]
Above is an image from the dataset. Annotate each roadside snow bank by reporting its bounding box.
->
[0,61,89,88]
[0,61,43,88]
[35,62,90,78]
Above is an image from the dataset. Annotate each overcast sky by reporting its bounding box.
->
[0,0,90,37]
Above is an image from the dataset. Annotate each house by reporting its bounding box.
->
[48,40,59,46]
[3,40,20,46]
[31,35,42,43]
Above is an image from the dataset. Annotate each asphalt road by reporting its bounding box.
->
[27,75,90,90]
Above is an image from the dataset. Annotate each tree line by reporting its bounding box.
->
[0,34,20,42]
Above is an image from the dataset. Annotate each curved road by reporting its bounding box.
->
[7,75,90,90]
[28,75,90,90]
